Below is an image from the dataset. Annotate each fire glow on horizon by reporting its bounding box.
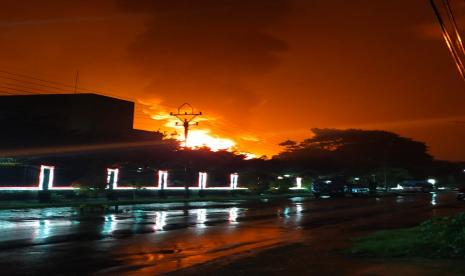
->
[145,106,257,158]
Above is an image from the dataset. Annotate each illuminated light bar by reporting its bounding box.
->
[48,166,80,190]
[102,170,247,191]
[0,165,54,191]
[107,168,163,190]
[231,173,238,189]
[150,170,168,190]
[0,186,41,191]
[232,173,247,190]
[106,168,120,190]
[202,173,248,190]
[199,172,207,189]
[290,177,306,190]
[157,171,200,191]
[134,170,165,190]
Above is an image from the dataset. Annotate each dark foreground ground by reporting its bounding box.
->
[173,193,465,276]
[0,192,463,275]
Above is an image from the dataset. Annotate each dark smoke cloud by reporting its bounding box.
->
[117,0,289,121]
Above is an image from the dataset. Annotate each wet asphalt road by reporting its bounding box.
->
[0,193,462,275]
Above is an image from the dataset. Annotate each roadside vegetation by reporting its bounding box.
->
[349,212,465,258]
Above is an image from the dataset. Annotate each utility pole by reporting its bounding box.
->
[74,70,79,94]
[170,103,202,147]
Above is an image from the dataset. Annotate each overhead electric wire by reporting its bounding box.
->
[0,81,67,94]
[0,85,41,95]
[0,68,138,102]
[443,0,465,58]
[0,74,79,93]
[430,0,465,81]
[0,69,100,93]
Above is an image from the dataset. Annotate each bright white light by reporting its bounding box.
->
[108,168,141,190]
[196,209,207,227]
[427,179,437,185]
[0,186,40,191]
[325,180,332,184]
[47,165,80,190]
[284,174,291,178]
[391,184,404,190]
[106,168,119,190]
[230,173,239,189]
[290,177,306,190]
[102,214,117,234]
[154,211,167,230]
[0,164,56,191]
[202,173,246,190]
[296,177,302,188]
[354,177,360,181]
[157,170,168,190]
[198,172,208,189]
[277,176,284,180]
[38,165,54,190]
[431,192,437,206]
[228,207,238,223]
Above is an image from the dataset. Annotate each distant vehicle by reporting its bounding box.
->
[312,179,346,197]
[312,178,369,197]
[394,180,433,193]
[348,184,370,196]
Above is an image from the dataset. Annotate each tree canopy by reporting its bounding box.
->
[274,128,433,176]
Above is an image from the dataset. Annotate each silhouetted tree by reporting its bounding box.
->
[274,128,434,179]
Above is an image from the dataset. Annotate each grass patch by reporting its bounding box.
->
[348,212,465,258]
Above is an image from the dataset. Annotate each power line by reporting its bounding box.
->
[0,75,78,93]
[0,81,66,94]
[430,0,465,81]
[0,85,40,95]
[0,69,99,93]
[0,68,138,101]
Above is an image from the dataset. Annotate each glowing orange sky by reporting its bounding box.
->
[0,0,464,160]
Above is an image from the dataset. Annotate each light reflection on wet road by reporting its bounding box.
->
[0,193,462,275]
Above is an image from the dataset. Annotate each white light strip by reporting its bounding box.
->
[106,168,119,190]
[0,168,248,191]
[48,165,80,190]
[230,173,237,189]
[111,170,166,190]
[0,186,41,191]
[199,172,207,189]
[290,177,306,190]
[0,165,54,191]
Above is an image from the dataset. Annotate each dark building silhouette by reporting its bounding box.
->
[0,93,163,150]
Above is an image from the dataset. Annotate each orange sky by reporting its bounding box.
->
[0,0,464,160]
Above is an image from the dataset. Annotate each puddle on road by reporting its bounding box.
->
[97,224,301,276]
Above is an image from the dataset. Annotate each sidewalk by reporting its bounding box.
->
[0,192,313,210]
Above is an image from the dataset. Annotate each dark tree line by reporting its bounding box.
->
[9,128,465,190]
[273,128,463,188]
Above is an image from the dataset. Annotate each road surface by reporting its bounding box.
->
[0,193,463,275]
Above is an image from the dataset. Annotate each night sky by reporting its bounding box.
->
[1,0,464,160]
